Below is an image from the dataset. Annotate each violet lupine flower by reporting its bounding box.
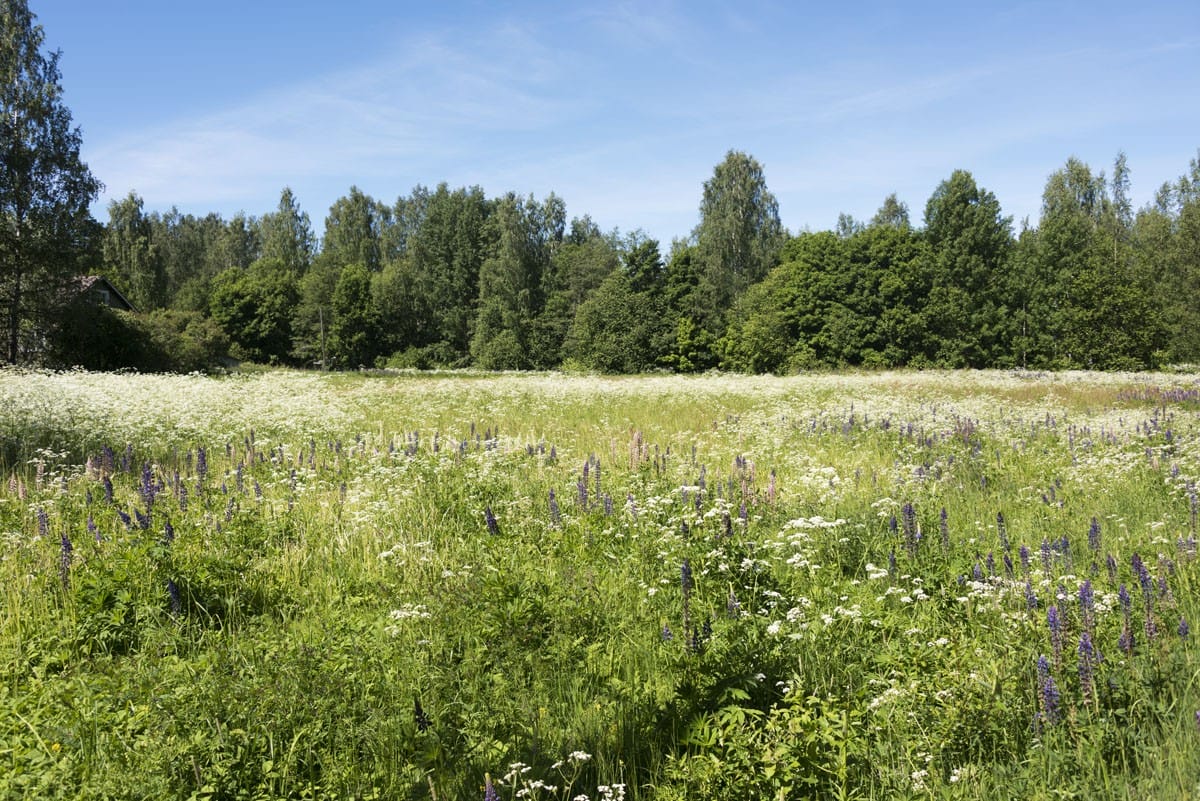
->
[1179,618,1189,638]
[901,502,918,554]
[1041,539,1053,574]
[1118,584,1132,616]
[484,507,500,536]
[997,512,1009,552]
[167,579,181,615]
[59,532,73,587]
[548,490,561,526]
[1079,580,1094,630]
[1078,632,1096,700]
[722,510,733,539]
[661,623,673,642]
[162,520,174,546]
[1037,655,1060,725]
[1132,553,1153,600]
[139,463,158,511]
[1119,625,1134,654]
[1003,553,1015,578]
[87,515,99,543]
[1088,517,1102,552]
[196,447,207,484]
[484,775,498,801]
[1047,606,1063,663]
[1025,580,1038,611]
[627,493,637,522]
[577,478,588,509]
[604,493,613,516]
[985,552,996,576]
[116,509,132,529]
[940,507,950,551]
[1106,554,1118,582]
[1019,545,1031,574]
[37,508,49,538]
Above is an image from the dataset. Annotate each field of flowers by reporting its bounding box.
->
[2,367,1199,800]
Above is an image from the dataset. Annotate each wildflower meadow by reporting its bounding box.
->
[2,367,1199,800]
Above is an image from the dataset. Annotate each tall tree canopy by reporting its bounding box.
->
[103,191,166,310]
[693,150,786,313]
[258,187,314,275]
[0,0,101,362]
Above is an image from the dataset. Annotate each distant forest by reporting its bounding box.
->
[79,147,1200,373]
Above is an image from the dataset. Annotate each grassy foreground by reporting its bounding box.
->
[2,368,1199,800]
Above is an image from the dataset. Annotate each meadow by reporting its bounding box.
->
[1,367,1198,800]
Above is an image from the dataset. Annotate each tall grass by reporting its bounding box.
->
[1,367,1198,800]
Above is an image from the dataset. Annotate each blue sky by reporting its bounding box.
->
[35,0,1200,246]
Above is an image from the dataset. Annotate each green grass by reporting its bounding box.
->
[1,368,1199,800]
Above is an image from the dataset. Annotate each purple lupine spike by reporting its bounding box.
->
[577,478,588,509]
[1132,554,1154,609]
[87,515,99,543]
[116,509,132,529]
[1025,580,1038,611]
[167,579,181,615]
[162,520,174,546]
[1040,539,1052,573]
[1037,655,1060,725]
[1088,517,1101,552]
[627,493,637,522]
[1106,553,1117,581]
[1179,618,1190,638]
[484,506,499,536]
[1019,544,1031,574]
[1078,632,1096,700]
[548,489,560,526]
[604,493,613,516]
[37,508,49,538]
[996,512,1009,552]
[1047,606,1063,662]
[140,463,157,510]
[1119,624,1134,654]
[940,507,950,551]
[59,532,73,587]
[1079,580,1094,630]
[484,774,498,801]
[661,623,673,641]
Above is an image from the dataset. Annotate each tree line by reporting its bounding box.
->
[4,0,1200,373]
[87,148,1200,373]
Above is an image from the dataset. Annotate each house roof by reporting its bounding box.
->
[78,275,136,312]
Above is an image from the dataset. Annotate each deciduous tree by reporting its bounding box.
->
[0,0,101,362]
